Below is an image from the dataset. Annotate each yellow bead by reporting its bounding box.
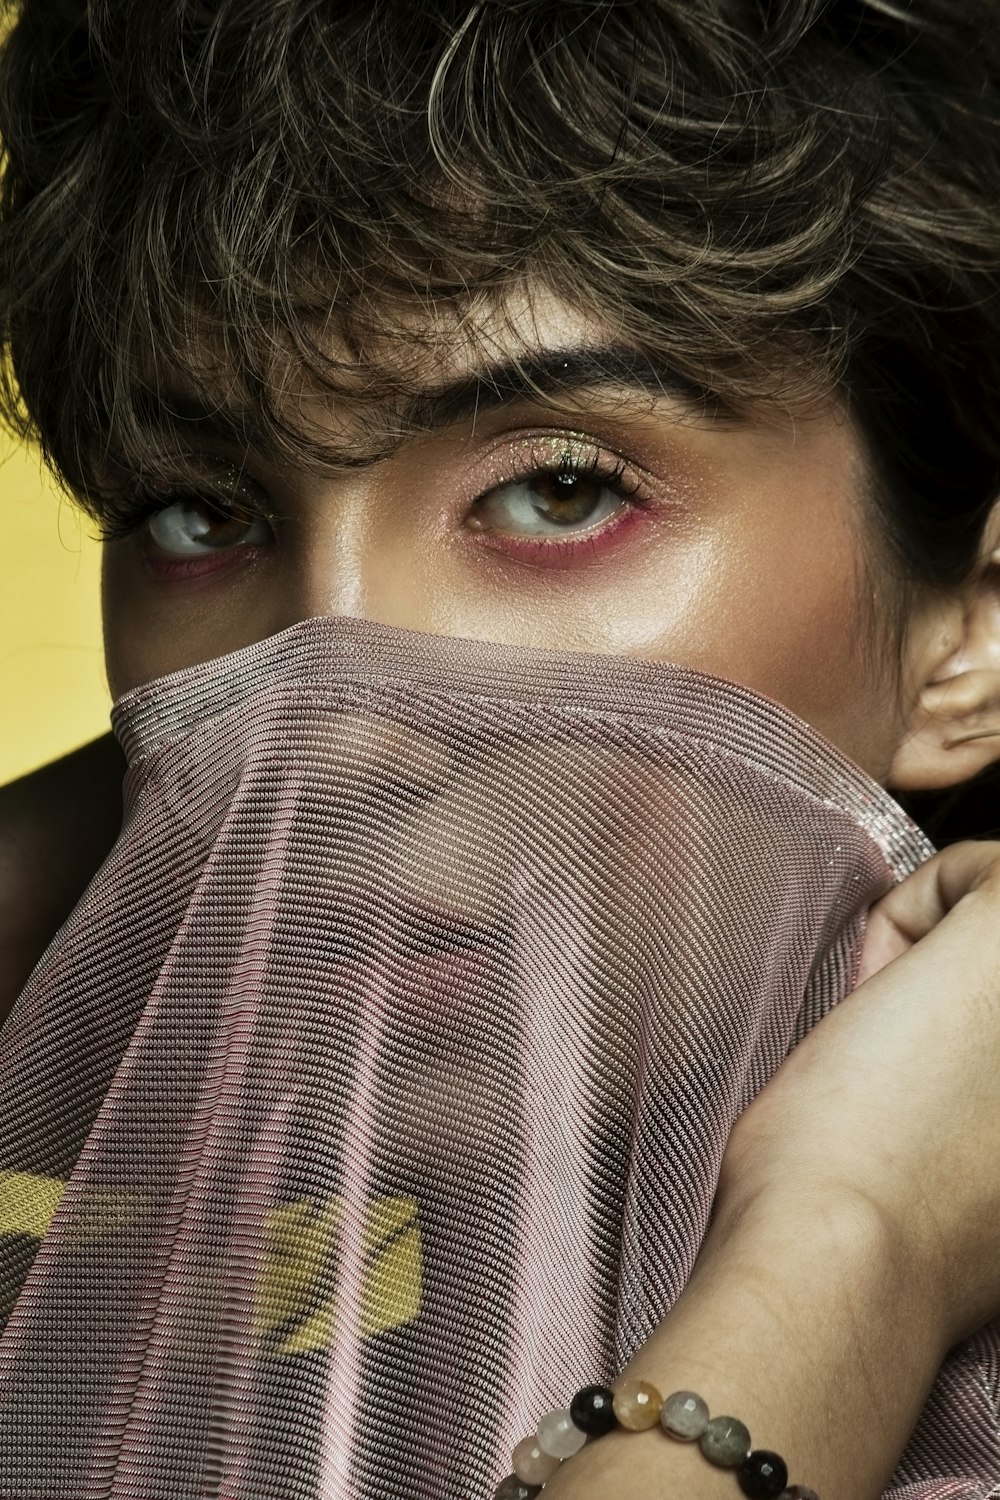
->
[612,1378,663,1431]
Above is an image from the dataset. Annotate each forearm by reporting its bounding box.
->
[0,732,125,1021]
[539,1190,947,1500]
[536,850,1000,1500]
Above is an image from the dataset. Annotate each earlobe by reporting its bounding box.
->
[889,530,1000,792]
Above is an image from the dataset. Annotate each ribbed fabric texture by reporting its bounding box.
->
[0,616,995,1498]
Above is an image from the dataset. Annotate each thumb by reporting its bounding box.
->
[856,839,1000,985]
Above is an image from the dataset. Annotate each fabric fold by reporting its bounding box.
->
[0,615,992,1498]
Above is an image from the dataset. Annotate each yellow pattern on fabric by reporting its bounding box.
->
[0,1172,142,1243]
[0,1171,65,1237]
[66,1188,143,1242]
[261,1194,423,1355]
[255,1196,346,1336]
[0,1172,423,1351]
[360,1196,422,1339]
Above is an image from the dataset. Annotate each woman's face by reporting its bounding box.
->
[101,296,916,781]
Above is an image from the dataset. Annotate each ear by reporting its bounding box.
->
[889,502,1000,792]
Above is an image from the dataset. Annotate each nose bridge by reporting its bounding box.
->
[283,478,378,626]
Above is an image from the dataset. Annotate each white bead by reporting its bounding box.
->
[512,1435,561,1484]
[536,1408,588,1459]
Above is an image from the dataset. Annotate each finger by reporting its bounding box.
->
[857,839,1000,984]
[870,838,1000,942]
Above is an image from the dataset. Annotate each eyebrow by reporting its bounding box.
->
[130,344,725,457]
[403,347,722,430]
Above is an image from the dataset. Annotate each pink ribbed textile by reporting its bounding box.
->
[0,616,996,1498]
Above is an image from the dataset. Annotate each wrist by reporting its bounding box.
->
[536,1188,946,1500]
[669,1192,941,1495]
[706,1176,953,1364]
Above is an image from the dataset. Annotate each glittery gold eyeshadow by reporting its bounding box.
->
[465,432,649,502]
[100,424,660,582]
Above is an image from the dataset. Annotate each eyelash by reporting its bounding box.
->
[490,444,637,506]
[96,443,651,562]
[96,483,269,543]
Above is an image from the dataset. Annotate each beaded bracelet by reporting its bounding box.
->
[494,1381,819,1499]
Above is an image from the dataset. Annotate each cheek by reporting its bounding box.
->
[711,561,868,731]
[102,549,144,699]
[101,545,284,699]
[650,499,898,776]
[437,519,892,773]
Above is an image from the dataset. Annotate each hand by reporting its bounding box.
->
[717,838,1000,1347]
[518,842,1000,1500]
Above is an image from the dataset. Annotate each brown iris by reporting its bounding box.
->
[530,470,607,526]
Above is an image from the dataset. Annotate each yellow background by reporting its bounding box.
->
[0,435,110,785]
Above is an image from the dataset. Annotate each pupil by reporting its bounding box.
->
[192,499,244,542]
[533,470,600,525]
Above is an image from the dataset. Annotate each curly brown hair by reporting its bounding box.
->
[0,0,998,591]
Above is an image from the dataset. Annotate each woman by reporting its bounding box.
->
[0,2,998,1497]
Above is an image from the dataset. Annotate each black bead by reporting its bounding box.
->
[569,1383,618,1436]
[737,1449,790,1498]
[493,1476,541,1500]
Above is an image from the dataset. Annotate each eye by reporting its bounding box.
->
[93,459,277,557]
[470,452,636,540]
[145,496,272,557]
